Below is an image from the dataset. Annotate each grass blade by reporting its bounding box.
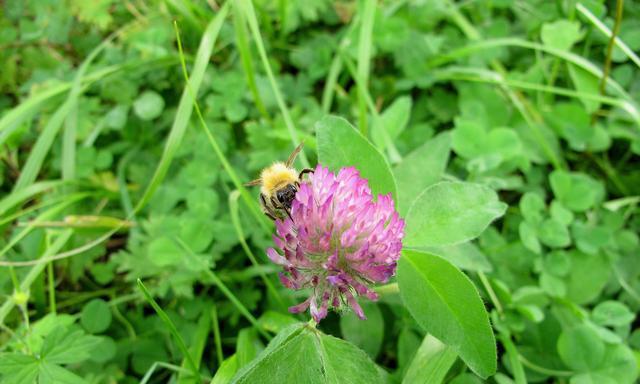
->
[0,230,73,325]
[238,0,310,168]
[173,13,271,232]
[134,7,229,211]
[229,190,286,309]
[137,279,200,379]
[232,0,270,121]
[356,0,376,136]
[576,2,640,69]
[0,180,65,217]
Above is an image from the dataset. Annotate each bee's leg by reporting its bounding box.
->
[298,168,314,180]
[270,196,293,221]
[260,193,278,221]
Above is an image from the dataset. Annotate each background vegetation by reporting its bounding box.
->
[0,0,639,383]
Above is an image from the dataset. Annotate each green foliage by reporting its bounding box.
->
[2,0,640,383]
[404,182,507,247]
[398,250,497,378]
[231,324,383,383]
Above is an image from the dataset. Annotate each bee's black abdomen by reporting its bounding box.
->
[277,184,297,209]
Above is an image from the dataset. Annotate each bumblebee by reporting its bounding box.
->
[245,143,313,221]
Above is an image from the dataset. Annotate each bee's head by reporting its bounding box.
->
[276,184,297,209]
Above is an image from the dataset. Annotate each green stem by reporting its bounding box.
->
[211,305,224,366]
[519,354,573,377]
[47,261,56,314]
[593,0,624,123]
[599,0,624,97]
[229,190,286,309]
[137,279,200,379]
[205,269,271,339]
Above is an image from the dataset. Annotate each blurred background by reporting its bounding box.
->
[1,1,639,383]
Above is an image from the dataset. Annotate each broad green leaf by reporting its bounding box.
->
[232,323,383,383]
[133,90,165,121]
[420,242,493,272]
[557,324,605,371]
[0,354,39,384]
[394,132,451,215]
[38,362,86,384]
[537,218,571,248]
[340,302,384,359]
[402,335,458,384]
[541,20,583,51]
[404,182,507,247]
[540,272,567,297]
[519,221,541,254]
[398,250,496,378]
[147,236,183,267]
[316,115,397,201]
[570,344,638,384]
[566,251,610,305]
[550,170,604,212]
[40,326,102,365]
[591,301,635,327]
[80,299,112,334]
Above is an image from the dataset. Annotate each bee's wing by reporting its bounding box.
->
[285,141,305,168]
[244,178,262,187]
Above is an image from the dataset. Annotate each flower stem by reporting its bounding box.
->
[374,282,399,295]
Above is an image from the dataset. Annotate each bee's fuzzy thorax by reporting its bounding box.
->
[260,162,298,196]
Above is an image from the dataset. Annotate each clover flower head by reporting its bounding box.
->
[267,164,405,322]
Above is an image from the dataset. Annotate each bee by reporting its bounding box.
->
[245,142,313,221]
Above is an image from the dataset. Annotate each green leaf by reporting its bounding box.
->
[420,242,493,272]
[340,302,384,359]
[537,218,571,248]
[316,115,397,201]
[232,324,383,383]
[565,251,610,305]
[147,236,183,267]
[212,355,239,384]
[40,326,102,365]
[372,96,412,151]
[550,170,604,212]
[394,132,451,215]
[0,354,39,384]
[591,301,635,327]
[38,362,86,384]
[133,90,165,121]
[548,102,593,151]
[404,182,507,247]
[568,64,600,114]
[519,192,545,225]
[236,329,260,368]
[557,324,605,371]
[398,250,496,378]
[402,335,458,384]
[80,299,112,334]
[541,20,583,51]
[570,344,638,384]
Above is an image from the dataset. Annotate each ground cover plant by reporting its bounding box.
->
[1,0,639,383]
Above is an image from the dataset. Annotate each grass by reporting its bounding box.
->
[1,1,639,383]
